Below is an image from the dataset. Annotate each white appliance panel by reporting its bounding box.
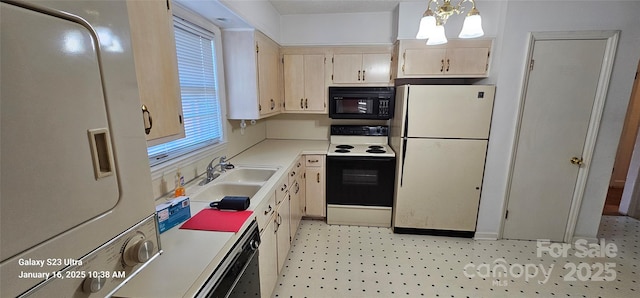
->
[1,1,158,296]
[393,139,487,231]
[406,85,495,139]
[1,2,119,260]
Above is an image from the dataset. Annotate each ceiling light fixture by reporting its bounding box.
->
[416,0,485,45]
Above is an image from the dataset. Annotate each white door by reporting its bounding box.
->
[406,85,495,138]
[394,139,487,231]
[503,39,608,241]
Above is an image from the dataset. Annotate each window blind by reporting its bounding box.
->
[147,17,223,165]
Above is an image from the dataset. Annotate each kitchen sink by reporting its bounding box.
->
[191,183,262,202]
[217,167,277,184]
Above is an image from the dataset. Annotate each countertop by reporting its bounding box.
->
[114,139,328,297]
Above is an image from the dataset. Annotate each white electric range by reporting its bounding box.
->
[326,125,396,227]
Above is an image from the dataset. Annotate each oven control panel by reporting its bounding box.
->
[330,125,389,136]
[20,215,161,298]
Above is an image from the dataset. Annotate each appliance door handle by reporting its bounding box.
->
[400,137,408,187]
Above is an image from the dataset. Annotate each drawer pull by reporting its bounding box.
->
[308,159,319,163]
[264,205,272,215]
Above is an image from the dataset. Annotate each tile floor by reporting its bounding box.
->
[272,216,639,297]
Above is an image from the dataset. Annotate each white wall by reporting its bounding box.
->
[475,0,640,240]
[220,0,282,41]
[280,11,396,45]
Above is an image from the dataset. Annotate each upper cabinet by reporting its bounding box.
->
[282,54,327,113]
[332,51,392,85]
[223,30,281,120]
[395,39,492,78]
[127,0,184,145]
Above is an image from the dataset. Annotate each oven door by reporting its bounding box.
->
[326,156,396,206]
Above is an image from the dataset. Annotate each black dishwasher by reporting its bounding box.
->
[196,220,261,298]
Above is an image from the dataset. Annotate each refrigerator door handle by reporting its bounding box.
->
[400,137,408,187]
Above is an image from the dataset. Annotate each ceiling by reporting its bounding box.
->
[268,0,409,15]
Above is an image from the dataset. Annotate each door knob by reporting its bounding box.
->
[570,157,584,166]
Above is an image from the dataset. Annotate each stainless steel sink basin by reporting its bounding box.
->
[191,183,262,202]
[217,167,277,184]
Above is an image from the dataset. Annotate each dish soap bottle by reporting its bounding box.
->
[174,167,186,197]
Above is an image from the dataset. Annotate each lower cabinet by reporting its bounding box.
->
[275,194,291,272]
[257,155,309,297]
[289,180,303,241]
[258,219,278,298]
[305,155,326,217]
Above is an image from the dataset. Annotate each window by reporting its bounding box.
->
[147,17,223,166]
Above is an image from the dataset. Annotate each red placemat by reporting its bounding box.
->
[180,209,253,232]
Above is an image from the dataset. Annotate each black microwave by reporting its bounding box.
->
[329,87,395,120]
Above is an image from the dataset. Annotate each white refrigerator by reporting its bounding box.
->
[390,85,495,234]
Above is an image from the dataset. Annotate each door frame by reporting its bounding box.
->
[501,30,620,242]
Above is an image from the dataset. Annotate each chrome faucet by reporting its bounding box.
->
[200,156,228,185]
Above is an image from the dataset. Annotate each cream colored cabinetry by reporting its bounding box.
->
[222,30,281,120]
[283,54,327,113]
[396,39,492,78]
[258,218,277,298]
[304,155,326,217]
[127,0,184,145]
[332,53,391,84]
[275,193,291,272]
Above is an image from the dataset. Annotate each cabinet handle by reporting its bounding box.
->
[358,70,361,81]
[308,159,319,163]
[362,70,366,81]
[270,99,275,110]
[440,59,445,72]
[317,172,320,183]
[290,171,296,177]
[300,98,304,109]
[305,98,308,109]
[141,104,153,135]
[281,184,287,191]
[446,59,450,72]
[264,205,272,215]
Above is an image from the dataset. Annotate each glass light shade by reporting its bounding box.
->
[426,25,447,45]
[458,14,484,38]
[416,15,436,39]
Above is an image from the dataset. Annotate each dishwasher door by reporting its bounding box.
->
[197,220,261,298]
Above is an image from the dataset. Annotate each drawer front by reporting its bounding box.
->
[288,156,304,186]
[257,193,276,234]
[305,154,324,167]
[275,174,289,205]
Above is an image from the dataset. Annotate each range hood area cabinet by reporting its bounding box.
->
[223,30,282,120]
[394,39,492,78]
[127,0,185,145]
[331,47,393,85]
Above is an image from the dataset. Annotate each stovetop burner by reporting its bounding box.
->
[328,125,395,158]
[336,145,354,149]
[366,149,386,154]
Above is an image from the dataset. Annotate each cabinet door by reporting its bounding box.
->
[289,181,303,240]
[362,53,391,83]
[445,47,490,75]
[305,166,326,217]
[283,54,305,111]
[257,36,280,115]
[333,54,362,83]
[304,54,326,111]
[127,0,184,143]
[402,48,447,76]
[276,196,291,273]
[259,219,278,298]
